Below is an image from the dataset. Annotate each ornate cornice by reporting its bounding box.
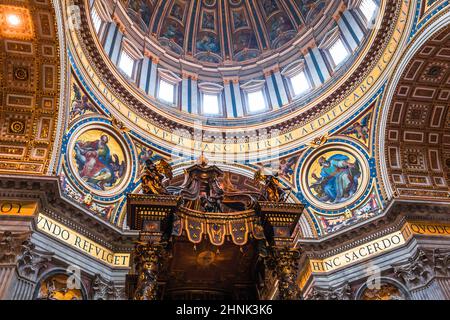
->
[297,200,450,257]
[393,248,450,290]
[305,282,353,300]
[91,273,125,300]
[0,175,139,252]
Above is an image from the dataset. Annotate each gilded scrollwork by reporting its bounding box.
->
[254,168,290,203]
[265,248,301,300]
[133,241,168,300]
[141,159,173,195]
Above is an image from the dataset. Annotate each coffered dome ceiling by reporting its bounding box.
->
[124,0,333,65]
[82,0,390,130]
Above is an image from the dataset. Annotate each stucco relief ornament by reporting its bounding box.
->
[91,274,115,300]
[0,231,30,264]
[306,134,329,149]
[111,116,129,133]
[307,283,353,300]
[394,250,434,289]
[16,240,53,281]
[433,249,450,276]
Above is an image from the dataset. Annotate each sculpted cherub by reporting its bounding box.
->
[254,168,290,202]
[141,159,173,195]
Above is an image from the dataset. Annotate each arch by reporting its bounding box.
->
[378,11,450,202]
[354,277,411,300]
[33,268,88,300]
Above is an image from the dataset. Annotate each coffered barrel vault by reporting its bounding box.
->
[382,25,450,202]
[0,0,62,175]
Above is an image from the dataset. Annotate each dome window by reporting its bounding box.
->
[118,50,135,78]
[241,80,268,114]
[158,79,175,104]
[247,90,267,113]
[198,82,224,116]
[359,0,378,24]
[202,93,220,115]
[328,38,350,68]
[90,7,102,33]
[319,27,351,71]
[282,60,313,100]
[157,69,181,106]
[290,71,310,97]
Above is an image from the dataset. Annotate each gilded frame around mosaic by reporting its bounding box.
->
[300,143,370,211]
[66,123,132,196]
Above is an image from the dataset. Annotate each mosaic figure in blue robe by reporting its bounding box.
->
[310,154,361,204]
[74,135,126,191]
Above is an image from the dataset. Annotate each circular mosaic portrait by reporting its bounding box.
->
[68,126,131,196]
[301,144,369,211]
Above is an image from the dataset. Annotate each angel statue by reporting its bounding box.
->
[254,168,290,202]
[342,113,371,143]
[141,159,173,195]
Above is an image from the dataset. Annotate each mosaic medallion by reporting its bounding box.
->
[301,144,369,210]
[68,126,130,195]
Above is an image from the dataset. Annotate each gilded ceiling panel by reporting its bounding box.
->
[0,0,60,175]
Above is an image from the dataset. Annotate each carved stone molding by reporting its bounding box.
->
[433,249,450,277]
[16,240,54,282]
[0,231,30,265]
[394,250,434,289]
[91,274,125,300]
[299,201,450,258]
[0,175,139,251]
[394,248,450,290]
[306,282,353,300]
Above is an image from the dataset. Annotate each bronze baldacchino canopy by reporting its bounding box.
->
[127,155,303,300]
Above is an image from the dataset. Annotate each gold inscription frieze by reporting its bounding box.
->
[403,221,450,237]
[297,220,450,289]
[0,200,37,216]
[308,230,407,274]
[36,213,130,267]
[68,0,410,158]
